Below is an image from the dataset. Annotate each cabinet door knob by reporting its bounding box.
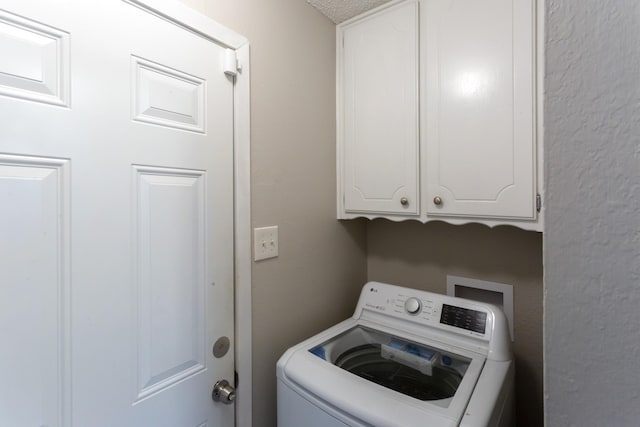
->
[433,196,443,206]
[400,197,409,206]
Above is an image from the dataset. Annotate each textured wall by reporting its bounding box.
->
[175,1,368,426]
[544,0,640,425]
[366,220,543,426]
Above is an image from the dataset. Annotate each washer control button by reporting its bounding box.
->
[404,297,422,314]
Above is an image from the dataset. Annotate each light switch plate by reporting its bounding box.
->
[254,226,278,261]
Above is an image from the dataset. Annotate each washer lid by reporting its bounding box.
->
[310,325,472,407]
[279,319,486,426]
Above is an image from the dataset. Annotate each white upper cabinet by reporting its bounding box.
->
[423,0,536,220]
[338,0,420,216]
[337,0,542,231]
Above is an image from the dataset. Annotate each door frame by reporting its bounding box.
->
[124,1,252,426]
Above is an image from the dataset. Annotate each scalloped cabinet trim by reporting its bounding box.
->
[337,0,543,232]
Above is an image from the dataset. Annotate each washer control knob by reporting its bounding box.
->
[404,297,422,314]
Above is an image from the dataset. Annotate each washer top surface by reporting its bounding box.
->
[277,282,513,426]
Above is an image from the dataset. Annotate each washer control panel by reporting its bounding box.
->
[356,282,492,339]
[440,304,487,334]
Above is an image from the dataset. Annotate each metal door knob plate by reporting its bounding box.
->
[212,379,236,404]
[400,197,409,206]
[433,196,442,206]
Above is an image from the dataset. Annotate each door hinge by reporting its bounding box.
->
[536,193,542,212]
[223,48,240,77]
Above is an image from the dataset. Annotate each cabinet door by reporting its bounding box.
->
[424,0,536,219]
[339,0,419,216]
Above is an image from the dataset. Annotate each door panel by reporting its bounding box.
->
[0,1,235,426]
[0,9,70,106]
[0,155,71,427]
[134,166,207,402]
[131,56,206,133]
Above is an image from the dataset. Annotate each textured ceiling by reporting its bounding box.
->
[308,0,393,24]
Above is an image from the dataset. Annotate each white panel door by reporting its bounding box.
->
[340,0,419,216]
[0,1,235,426]
[424,0,536,219]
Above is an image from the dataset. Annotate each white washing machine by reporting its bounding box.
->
[277,281,514,427]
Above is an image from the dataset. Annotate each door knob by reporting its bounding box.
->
[433,196,442,206]
[400,197,409,206]
[212,379,236,404]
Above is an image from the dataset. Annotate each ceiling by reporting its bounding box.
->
[307,0,393,24]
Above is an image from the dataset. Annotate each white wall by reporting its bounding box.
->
[544,0,640,424]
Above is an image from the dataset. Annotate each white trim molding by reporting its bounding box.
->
[233,43,252,427]
[124,0,249,48]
